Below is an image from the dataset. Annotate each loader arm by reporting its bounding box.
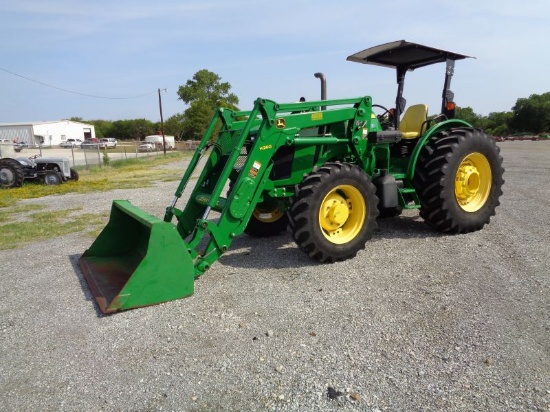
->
[166,96,379,276]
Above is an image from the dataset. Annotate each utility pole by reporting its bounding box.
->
[158,88,167,155]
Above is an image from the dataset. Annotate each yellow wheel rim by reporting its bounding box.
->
[252,206,284,223]
[455,152,492,212]
[319,185,366,244]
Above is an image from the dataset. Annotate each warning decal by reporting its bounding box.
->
[248,161,262,178]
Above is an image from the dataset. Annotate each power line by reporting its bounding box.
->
[0,67,157,100]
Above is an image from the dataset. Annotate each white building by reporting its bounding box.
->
[0,120,95,147]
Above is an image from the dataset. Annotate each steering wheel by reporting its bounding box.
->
[372,104,392,118]
[372,104,395,129]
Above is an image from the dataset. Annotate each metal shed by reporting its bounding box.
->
[0,120,95,147]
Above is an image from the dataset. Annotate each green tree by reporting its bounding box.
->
[178,69,239,107]
[177,69,239,139]
[109,119,156,140]
[163,113,186,139]
[455,106,485,128]
[181,100,214,140]
[509,92,550,133]
[87,119,114,139]
[484,111,513,136]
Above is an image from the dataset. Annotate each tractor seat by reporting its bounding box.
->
[399,104,428,139]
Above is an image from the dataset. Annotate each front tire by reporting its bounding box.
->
[70,167,79,181]
[288,162,378,263]
[0,158,25,188]
[245,202,289,237]
[412,127,504,233]
[43,170,62,185]
[227,181,289,237]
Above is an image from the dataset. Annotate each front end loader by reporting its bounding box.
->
[80,40,504,313]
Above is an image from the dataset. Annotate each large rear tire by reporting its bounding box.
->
[412,127,504,233]
[288,162,378,263]
[0,158,25,188]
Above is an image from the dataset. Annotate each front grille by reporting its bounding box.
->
[62,160,70,175]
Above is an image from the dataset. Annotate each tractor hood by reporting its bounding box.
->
[347,40,473,71]
[34,156,70,164]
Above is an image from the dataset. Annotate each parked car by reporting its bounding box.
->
[100,137,117,148]
[138,142,154,152]
[81,138,106,149]
[13,142,29,152]
[60,138,83,148]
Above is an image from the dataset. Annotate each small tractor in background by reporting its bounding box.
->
[0,144,79,188]
[80,40,504,313]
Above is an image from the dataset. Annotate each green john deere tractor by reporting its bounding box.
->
[80,40,504,313]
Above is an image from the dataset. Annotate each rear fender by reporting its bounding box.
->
[407,119,473,179]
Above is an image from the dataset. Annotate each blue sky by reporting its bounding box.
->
[1,0,549,123]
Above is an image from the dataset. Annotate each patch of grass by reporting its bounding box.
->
[0,152,188,208]
[0,152,188,250]
[0,207,108,250]
[0,203,43,223]
[0,191,20,208]
[0,152,189,249]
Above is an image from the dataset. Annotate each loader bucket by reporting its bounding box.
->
[79,200,195,314]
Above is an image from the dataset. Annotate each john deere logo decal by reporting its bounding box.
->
[276,118,286,129]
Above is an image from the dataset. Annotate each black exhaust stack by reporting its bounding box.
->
[314,72,327,110]
[314,72,327,135]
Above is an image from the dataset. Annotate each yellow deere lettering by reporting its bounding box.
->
[312,112,323,121]
[259,145,273,151]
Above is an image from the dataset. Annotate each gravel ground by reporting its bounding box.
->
[1,141,549,411]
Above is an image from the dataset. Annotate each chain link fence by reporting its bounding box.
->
[16,140,201,168]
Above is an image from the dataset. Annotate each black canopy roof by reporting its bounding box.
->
[347,40,472,71]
